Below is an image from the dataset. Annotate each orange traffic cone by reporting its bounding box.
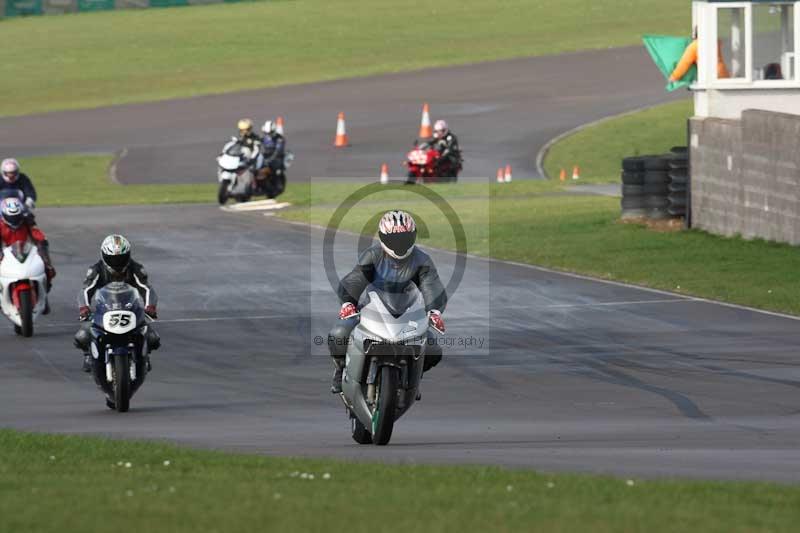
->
[504,165,513,183]
[276,116,285,135]
[334,112,349,147]
[380,163,389,184]
[559,168,567,182]
[572,165,580,180]
[496,168,505,183]
[419,103,432,138]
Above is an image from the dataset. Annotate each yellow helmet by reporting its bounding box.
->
[237,119,253,135]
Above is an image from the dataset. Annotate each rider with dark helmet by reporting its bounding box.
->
[74,235,160,372]
[259,120,287,198]
[327,210,446,393]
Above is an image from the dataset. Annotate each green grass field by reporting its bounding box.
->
[0,0,689,116]
[543,99,693,183]
[3,430,800,533]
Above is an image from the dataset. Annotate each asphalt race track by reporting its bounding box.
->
[2,49,800,483]
[0,47,685,181]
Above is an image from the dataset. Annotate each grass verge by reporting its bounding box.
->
[278,179,800,316]
[0,0,690,116]
[543,99,693,183]
[23,154,216,206]
[2,429,800,533]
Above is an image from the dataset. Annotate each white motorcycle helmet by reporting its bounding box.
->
[262,120,276,135]
[1,158,20,183]
[433,120,448,139]
[378,210,417,260]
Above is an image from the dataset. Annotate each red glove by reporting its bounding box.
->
[145,305,158,319]
[79,306,90,321]
[429,310,445,334]
[339,302,358,320]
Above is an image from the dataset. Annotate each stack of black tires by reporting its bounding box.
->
[621,147,689,220]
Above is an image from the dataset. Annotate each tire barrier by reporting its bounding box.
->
[620,148,689,221]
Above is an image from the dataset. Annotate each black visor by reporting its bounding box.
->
[102,251,130,272]
[379,230,416,257]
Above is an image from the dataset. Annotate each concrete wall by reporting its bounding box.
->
[690,109,800,245]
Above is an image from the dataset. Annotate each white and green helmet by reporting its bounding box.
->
[101,234,131,272]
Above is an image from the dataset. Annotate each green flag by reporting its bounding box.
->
[643,35,696,92]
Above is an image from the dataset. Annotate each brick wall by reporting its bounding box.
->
[690,109,800,245]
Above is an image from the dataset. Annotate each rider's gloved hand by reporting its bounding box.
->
[79,306,90,321]
[339,302,358,320]
[429,310,445,334]
[145,305,158,319]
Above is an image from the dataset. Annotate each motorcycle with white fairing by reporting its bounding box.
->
[340,284,435,445]
[216,138,260,205]
[0,241,47,337]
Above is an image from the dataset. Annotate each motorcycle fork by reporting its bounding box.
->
[366,357,378,406]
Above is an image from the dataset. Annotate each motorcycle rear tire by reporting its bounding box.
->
[217,182,229,205]
[372,367,399,446]
[351,414,372,445]
[18,290,33,338]
[113,355,131,413]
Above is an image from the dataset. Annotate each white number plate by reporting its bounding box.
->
[103,311,136,334]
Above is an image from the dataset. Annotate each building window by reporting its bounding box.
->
[718,6,748,79]
[752,3,794,81]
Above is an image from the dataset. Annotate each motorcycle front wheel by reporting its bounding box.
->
[113,355,131,413]
[371,367,399,445]
[18,289,34,338]
[217,181,229,205]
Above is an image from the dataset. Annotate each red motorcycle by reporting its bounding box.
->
[404,143,461,184]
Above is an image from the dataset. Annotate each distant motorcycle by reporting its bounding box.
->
[404,142,461,183]
[0,240,47,337]
[216,138,258,205]
[87,282,152,412]
[254,151,294,200]
[339,284,436,445]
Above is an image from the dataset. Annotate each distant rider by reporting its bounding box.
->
[0,197,56,313]
[428,120,461,176]
[74,235,160,373]
[259,120,287,198]
[327,210,446,393]
[1,158,37,211]
[236,119,262,170]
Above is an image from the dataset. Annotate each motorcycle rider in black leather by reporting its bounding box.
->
[74,235,160,373]
[259,120,287,198]
[429,119,461,176]
[327,210,446,393]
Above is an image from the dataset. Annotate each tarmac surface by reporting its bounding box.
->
[0,47,685,181]
[1,204,799,483]
[2,49,798,483]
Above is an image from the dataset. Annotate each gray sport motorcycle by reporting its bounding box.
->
[340,284,434,445]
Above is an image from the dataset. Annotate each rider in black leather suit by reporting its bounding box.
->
[327,210,446,393]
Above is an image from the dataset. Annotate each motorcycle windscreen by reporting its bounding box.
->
[10,241,33,263]
[93,282,144,316]
[359,285,427,342]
